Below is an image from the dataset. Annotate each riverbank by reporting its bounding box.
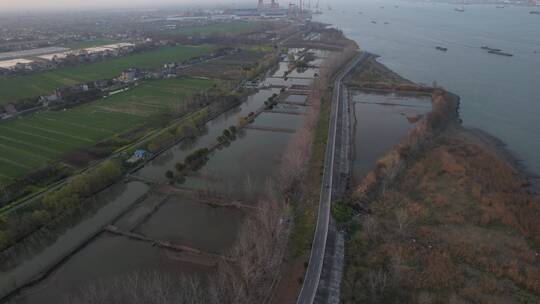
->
[452,126,540,195]
[340,55,540,303]
[343,126,540,303]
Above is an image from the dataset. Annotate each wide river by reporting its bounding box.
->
[315,0,540,174]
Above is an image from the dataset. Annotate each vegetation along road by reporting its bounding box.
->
[296,52,369,304]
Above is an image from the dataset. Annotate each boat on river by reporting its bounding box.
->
[488,50,513,57]
[481,45,502,52]
[436,46,448,52]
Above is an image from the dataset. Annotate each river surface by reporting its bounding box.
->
[316,0,540,174]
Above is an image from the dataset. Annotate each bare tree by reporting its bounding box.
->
[395,207,409,232]
[66,270,208,304]
[207,181,290,304]
[367,269,389,297]
[363,216,379,242]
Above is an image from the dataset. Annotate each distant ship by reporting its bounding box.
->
[530,11,540,15]
[371,21,377,24]
[488,50,513,57]
[436,46,448,52]
[496,5,505,8]
[384,22,390,25]
[481,45,502,52]
[455,6,465,12]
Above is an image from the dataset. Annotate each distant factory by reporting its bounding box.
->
[226,0,306,19]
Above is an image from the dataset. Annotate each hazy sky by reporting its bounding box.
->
[0,0,254,11]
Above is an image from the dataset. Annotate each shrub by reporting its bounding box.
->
[332,203,354,224]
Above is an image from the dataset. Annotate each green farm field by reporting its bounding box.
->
[0,77,215,184]
[61,39,116,50]
[172,20,264,36]
[0,44,214,105]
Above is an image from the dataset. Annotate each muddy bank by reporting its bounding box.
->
[451,126,540,195]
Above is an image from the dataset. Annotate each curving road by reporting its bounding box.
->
[296,51,368,304]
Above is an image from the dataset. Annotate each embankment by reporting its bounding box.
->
[353,88,461,208]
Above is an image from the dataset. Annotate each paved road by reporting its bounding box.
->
[296,52,369,304]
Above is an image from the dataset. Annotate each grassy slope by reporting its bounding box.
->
[342,133,540,304]
[0,45,213,104]
[0,77,215,182]
[346,57,412,85]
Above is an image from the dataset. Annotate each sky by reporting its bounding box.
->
[0,0,254,11]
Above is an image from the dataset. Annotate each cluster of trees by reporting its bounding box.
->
[184,148,210,171]
[166,148,210,182]
[236,112,255,128]
[246,53,279,80]
[217,126,237,146]
[264,93,279,110]
[0,160,123,252]
[147,108,209,153]
[42,160,123,212]
[0,165,71,207]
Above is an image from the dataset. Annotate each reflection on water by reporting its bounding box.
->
[286,94,308,103]
[137,197,244,253]
[14,234,208,304]
[254,112,303,131]
[264,76,313,87]
[3,182,150,302]
[183,129,293,199]
[352,91,431,181]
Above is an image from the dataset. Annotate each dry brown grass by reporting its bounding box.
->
[342,134,540,304]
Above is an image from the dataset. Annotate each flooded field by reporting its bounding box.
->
[135,88,280,184]
[183,129,293,199]
[351,91,432,181]
[1,181,150,301]
[3,48,320,304]
[14,234,209,304]
[136,197,243,253]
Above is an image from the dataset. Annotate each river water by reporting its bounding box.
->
[315,0,540,174]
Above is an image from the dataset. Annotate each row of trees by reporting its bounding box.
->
[0,160,123,252]
[147,108,209,153]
